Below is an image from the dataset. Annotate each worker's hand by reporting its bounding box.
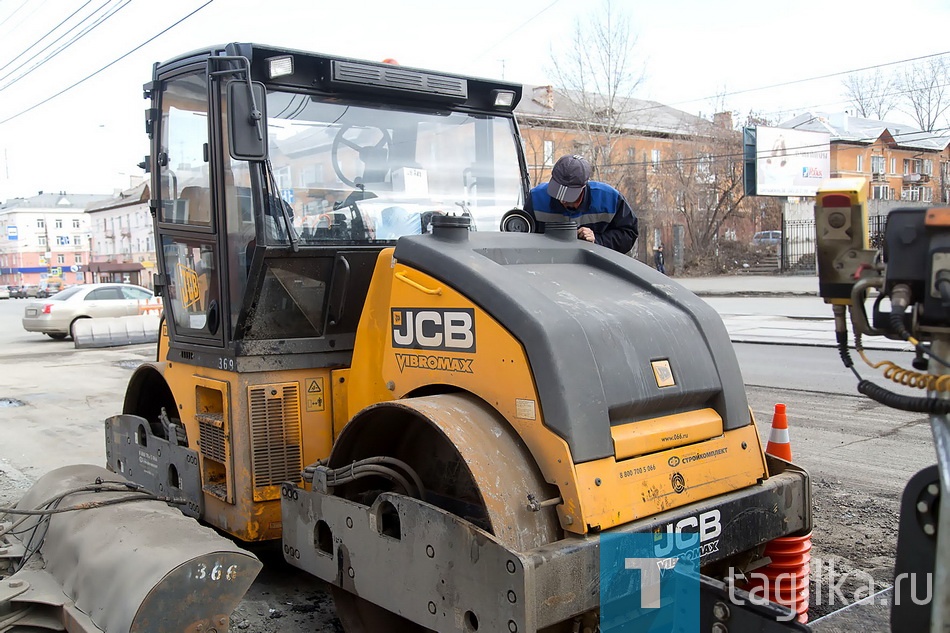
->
[577,227,595,242]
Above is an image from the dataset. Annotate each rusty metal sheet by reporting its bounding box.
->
[8,464,262,632]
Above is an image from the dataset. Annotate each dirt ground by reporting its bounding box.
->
[0,350,933,633]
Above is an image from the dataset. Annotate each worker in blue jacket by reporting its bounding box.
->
[524,154,638,254]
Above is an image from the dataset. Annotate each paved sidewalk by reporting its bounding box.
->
[675,273,818,297]
[672,273,911,352]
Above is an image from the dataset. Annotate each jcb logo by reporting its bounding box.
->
[392,309,476,352]
[653,509,721,555]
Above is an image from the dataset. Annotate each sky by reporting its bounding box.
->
[1,0,949,202]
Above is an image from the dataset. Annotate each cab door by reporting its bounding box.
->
[154,70,226,347]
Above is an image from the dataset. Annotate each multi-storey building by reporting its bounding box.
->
[0,192,108,288]
[85,182,156,289]
[778,112,950,204]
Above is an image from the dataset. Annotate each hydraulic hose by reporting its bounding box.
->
[857,379,950,414]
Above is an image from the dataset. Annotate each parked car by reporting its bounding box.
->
[37,280,64,298]
[13,285,39,299]
[21,283,156,340]
[752,230,782,249]
[0,286,9,300]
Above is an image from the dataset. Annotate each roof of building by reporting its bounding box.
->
[516,85,718,138]
[778,111,950,152]
[86,181,149,213]
[0,191,112,212]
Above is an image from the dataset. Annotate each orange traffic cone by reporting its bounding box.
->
[765,403,793,461]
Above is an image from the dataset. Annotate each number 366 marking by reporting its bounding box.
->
[194,562,239,581]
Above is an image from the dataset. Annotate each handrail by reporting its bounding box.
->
[394,271,442,295]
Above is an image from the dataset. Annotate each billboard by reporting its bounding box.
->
[748,126,831,197]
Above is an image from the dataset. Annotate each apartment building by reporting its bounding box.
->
[0,192,107,288]
[85,181,156,289]
[778,112,950,204]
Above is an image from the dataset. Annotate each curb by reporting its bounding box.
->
[693,291,818,298]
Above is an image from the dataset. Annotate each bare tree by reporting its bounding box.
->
[898,58,950,131]
[842,70,899,120]
[657,127,752,263]
[545,0,645,184]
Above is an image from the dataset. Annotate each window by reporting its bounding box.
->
[72,219,80,229]
[902,187,921,201]
[924,159,933,176]
[274,165,292,189]
[871,185,891,200]
[856,155,864,172]
[159,73,212,226]
[86,287,126,301]
[543,140,554,167]
[871,155,885,174]
[674,191,685,209]
[37,219,45,228]
[75,254,83,264]
[651,149,661,172]
[55,219,62,229]
[700,189,719,210]
[924,187,933,202]
[57,254,65,264]
[38,236,47,246]
[121,286,153,301]
[698,153,713,178]
[890,158,896,174]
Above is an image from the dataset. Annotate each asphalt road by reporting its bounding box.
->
[0,296,937,631]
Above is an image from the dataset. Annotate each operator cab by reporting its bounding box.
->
[147,43,527,370]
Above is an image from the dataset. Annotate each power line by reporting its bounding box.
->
[0,0,29,32]
[0,0,214,126]
[586,124,950,172]
[598,50,950,124]
[0,1,94,76]
[0,0,51,43]
[471,0,563,62]
[0,0,132,92]
[682,49,950,106]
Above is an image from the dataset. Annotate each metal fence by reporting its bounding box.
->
[781,214,888,273]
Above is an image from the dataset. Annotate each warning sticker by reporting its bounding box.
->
[306,377,325,412]
[515,398,536,420]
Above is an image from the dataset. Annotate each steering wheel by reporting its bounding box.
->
[331,125,393,188]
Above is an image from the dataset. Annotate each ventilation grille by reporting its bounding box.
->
[332,60,467,100]
[197,412,226,463]
[180,350,194,360]
[248,383,302,488]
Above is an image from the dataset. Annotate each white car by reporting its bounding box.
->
[0,286,9,300]
[22,283,157,340]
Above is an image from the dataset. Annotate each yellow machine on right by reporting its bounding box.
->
[813,178,950,633]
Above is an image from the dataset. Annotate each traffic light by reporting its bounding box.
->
[814,178,877,304]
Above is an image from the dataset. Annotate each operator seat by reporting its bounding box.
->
[177,186,211,225]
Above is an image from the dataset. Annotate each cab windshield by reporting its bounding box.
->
[259,91,524,244]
